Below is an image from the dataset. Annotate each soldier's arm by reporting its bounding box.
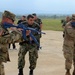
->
[0,30,22,44]
[0,29,31,44]
[32,23,41,39]
[39,19,42,31]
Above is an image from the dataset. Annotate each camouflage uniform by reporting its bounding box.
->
[34,18,42,50]
[63,22,73,70]
[62,17,71,37]
[18,21,39,70]
[35,18,42,26]
[63,18,75,70]
[34,18,42,37]
[0,11,22,75]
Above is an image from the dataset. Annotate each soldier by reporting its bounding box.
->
[9,15,26,50]
[18,14,40,75]
[17,15,26,24]
[63,14,75,75]
[0,10,29,75]
[32,13,42,50]
[62,16,71,28]
[32,13,42,30]
[62,16,71,37]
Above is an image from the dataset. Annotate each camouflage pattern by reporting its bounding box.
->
[0,62,5,75]
[35,18,42,25]
[72,14,75,20]
[18,43,38,69]
[0,22,22,61]
[0,10,22,75]
[2,10,15,21]
[0,22,22,75]
[34,18,42,33]
[34,18,42,50]
[63,21,75,70]
[18,22,39,70]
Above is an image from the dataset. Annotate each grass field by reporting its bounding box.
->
[42,19,63,31]
[0,18,63,31]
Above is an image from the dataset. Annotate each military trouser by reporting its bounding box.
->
[0,62,5,75]
[63,44,75,70]
[18,43,38,70]
[9,43,16,49]
[37,39,40,50]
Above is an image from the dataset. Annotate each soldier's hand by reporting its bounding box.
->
[26,30,31,36]
[17,28,23,31]
[10,27,17,31]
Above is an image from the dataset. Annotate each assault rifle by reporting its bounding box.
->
[3,22,46,46]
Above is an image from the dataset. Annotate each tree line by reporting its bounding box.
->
[0,12,71,19]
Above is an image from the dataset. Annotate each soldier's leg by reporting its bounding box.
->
[63,49,73,75]
[0,62,5,75]
[9,43,10,49]
[37,39,42,50]
[37,39,40,50]
[29,46,38,75]
[12,43,16,49]
[18,45,27,75]
[73,48,75,75]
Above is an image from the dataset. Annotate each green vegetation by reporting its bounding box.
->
[0,18,63,31]
[42,19,63,31]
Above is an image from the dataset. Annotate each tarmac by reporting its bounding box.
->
[3,30,73,75]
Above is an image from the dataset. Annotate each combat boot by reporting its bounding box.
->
[29,69,33,75]
[72,71,75,75]
[18,68,23,75]
[65,69,71,75]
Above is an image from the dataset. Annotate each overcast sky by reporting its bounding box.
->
[0,0,75,15]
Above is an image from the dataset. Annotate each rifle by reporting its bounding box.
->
[3,22,46,46]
